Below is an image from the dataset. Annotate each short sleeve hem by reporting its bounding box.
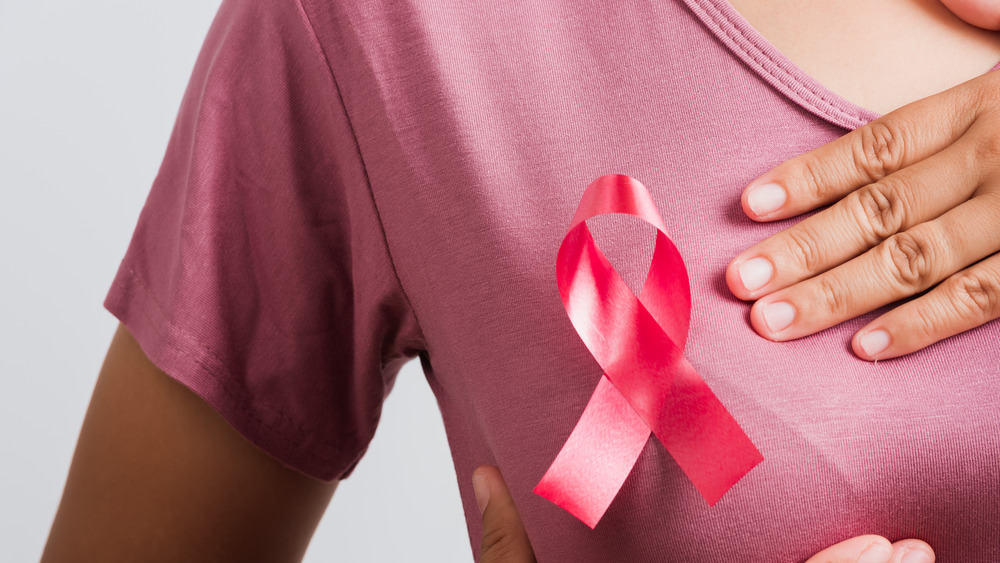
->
[105,265,355,482]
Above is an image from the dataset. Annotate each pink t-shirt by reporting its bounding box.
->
[104,0,1000,559]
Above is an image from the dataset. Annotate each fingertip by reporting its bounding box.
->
[740,186,771,222]
[859,536,895,563]
[743,181,789,220]
[474,465,507,490]
[725,259,751,300]
[739,186,759,220]
[748,299,784,341]
[853,326,918,362]
[890,539,935,563]
[473,465,515,511]
[805,535,893,563]
[851,335,872,361]
[752,295,805,340]
[726,254,777,300]
[853,328,892,361]
[472,467,492,515]
[747,300,768,338]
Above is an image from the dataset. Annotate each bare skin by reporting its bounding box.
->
[41,323,336,563]
[473,2,998,561]
[726,0,1000,115]
[721,0,1000,360]
[44,325,933,562]
[44,2,1000,561]
[941,0,1000,30]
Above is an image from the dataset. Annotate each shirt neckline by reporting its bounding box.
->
[681,0,1000,130]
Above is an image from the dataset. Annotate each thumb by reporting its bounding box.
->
[473,465,537,563]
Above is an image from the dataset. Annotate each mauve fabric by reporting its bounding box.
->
[104,0,1000,560]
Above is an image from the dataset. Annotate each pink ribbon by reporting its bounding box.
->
[534,174,763,528]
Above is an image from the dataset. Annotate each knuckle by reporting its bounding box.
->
[815,275,850,318]
[911,304,943,342]
[948,270,1000,319]
[880,231,936,291]
[784,228,826,273]
[974,71,1000,112]
[481,527,520,561]
[853,121,906,181]
[849,182,906,244]
[975,129,1000,165]
[797,157,833,201]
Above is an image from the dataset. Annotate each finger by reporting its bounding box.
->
[474,465,537,563]
[852,251,1000,360]
[803,535,892,563]
[728,137,983,299]
[889,539,935,563]
[740,76,984,221]
[940,0,1000,30]
[750,193,1000,341]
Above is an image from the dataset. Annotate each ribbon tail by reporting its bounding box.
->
[656,354,764,505]
[534,376,650,528]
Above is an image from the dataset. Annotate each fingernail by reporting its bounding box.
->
[747,183,787,216]
[472,473,490,515]
[858,543,892,563]
[739,257,773,291]
[859,329,890,358]
[901,548,933,563]
[762,301,795,333]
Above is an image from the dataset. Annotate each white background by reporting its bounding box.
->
[0,1,470,560]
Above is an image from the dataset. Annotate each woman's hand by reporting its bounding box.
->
[473,466,536,563]
[472,466,933,562]
[726,70,1000,361]
[804,537,934,563]
[940,0,1000,30]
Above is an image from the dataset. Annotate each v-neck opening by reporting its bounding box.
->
[681,0,1000,130]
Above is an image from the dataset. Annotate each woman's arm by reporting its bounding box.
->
[41,323,337,563]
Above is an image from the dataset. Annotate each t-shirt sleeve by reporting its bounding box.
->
[103,0,424,481]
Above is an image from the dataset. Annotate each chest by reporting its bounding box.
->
[328,1,1000,558]
[725,0,1000,114]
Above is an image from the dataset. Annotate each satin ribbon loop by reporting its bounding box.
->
[534,174,763,529]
